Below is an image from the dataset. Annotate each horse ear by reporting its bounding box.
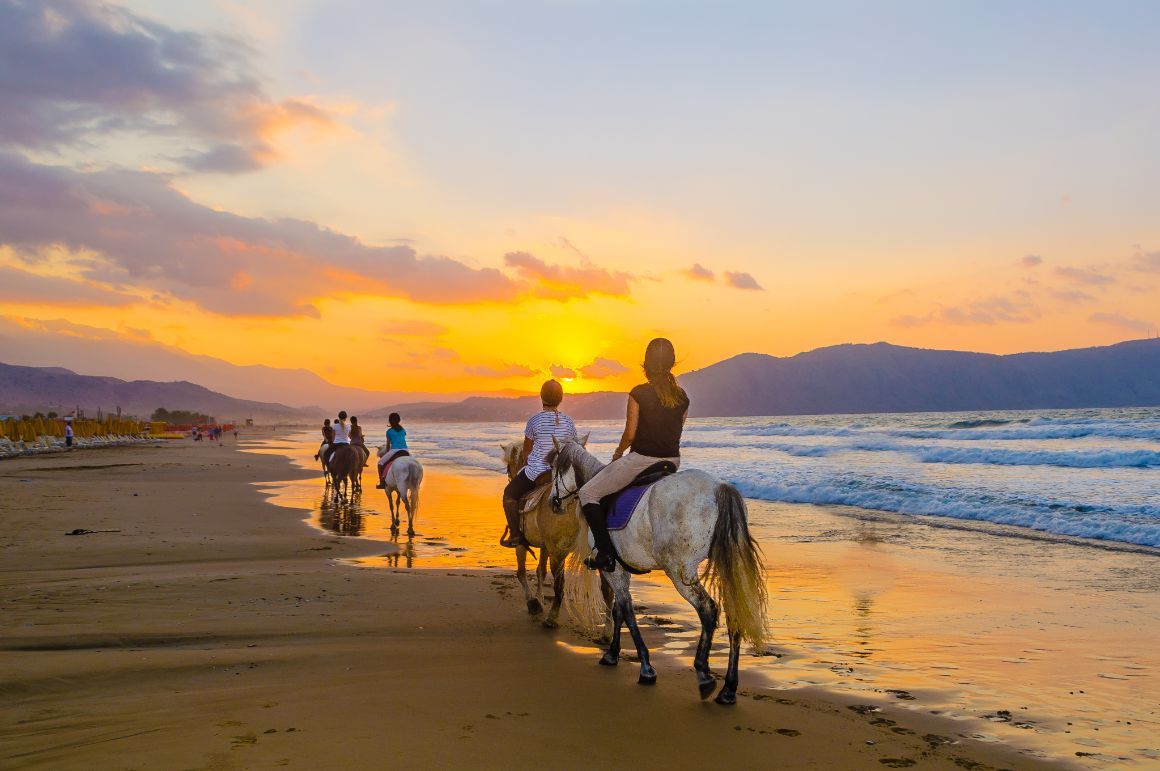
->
[580,432,590,447]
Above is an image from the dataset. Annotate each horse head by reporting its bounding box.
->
[498,441,522,480]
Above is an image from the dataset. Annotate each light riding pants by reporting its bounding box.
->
[578,452,680,507]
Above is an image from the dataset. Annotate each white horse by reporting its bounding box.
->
[553,438,768,705]
[377,446,423,535]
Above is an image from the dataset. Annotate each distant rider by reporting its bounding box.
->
[377,412,410,489]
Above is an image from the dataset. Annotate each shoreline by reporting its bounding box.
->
[0,436,1063,769]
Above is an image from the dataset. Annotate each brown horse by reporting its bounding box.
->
[500,435,592,628]
[325,443,362,499]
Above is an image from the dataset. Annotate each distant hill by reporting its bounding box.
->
[371,392,627,423]
[0,317,467,411]
[378,338,1160,422]
[680,339,1160,417]
[0,362,317,422]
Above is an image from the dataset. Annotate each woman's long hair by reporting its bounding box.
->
[388,412,403,431]
[643,337,685,408]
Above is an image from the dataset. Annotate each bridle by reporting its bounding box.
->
[549,448,578,513]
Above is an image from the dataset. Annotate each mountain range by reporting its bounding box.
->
[382,338,1160,421]
[3,338,1158,422]
[0,362,310,421]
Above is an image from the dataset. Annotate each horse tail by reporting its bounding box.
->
[564,504,605,629]
[702,483,768,650]
[407,466,421,518]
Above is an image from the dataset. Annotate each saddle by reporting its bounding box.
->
[603,461,677,531]
[518,469,552,515]
[379,449,411,479]
[325,443,353,466]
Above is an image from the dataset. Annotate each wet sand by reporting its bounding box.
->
[0,439,1065,770]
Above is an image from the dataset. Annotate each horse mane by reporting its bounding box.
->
[559,439,604,484]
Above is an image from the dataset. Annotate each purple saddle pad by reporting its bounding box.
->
[607,482,657,531]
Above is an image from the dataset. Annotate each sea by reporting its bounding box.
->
[413,406,1160,550]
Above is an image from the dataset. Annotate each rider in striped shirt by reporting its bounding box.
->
[500,380,577,548]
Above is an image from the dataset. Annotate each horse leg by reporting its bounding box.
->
[387,489,399,531]
[617,583,656,685]
[403,489,415,536]
[534,547,549,621]
[667,569,720,700]
[716,630,743,705]
[516,545,540,615]
[543,551,564,629]
[603,568,631,663]
[599,573,615,644]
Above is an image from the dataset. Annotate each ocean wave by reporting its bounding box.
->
[891,424,1160,441]
[947,418,1028,429]
[727,475,1160,548]
[916,447,1160,468]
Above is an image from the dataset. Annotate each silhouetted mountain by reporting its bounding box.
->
[377,339,1160,421]
[0,317,461,411]
[379,393,626,422]
[0,362,317,422]
[681,339,1160,417]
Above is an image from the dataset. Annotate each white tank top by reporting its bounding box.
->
[332,421,350,444]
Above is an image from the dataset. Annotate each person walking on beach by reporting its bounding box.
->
[376,412,410,489]
[500,380,577,548]
[64,420,73,449]
[578,338,689,571]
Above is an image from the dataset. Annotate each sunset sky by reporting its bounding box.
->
[1,0,1158,397]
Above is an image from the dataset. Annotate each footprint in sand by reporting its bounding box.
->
[878,759,916,768]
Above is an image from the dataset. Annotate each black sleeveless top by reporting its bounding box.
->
[629,383,689,457]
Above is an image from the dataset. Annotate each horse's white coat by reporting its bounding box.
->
[555,439,768,704]
[383,456,423,536]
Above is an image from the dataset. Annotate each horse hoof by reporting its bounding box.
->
[599,653,618,667]
[714,690,737,706]
[407,528,415,537]
[638,666,657,685]
[527,599,543,615]
[541,617,558,629]
[698,677,718,701]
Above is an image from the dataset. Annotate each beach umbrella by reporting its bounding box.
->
[32,416,46,438]
[22,421,37,443]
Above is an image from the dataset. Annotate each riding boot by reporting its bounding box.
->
[499,496,526,548]
[581,503,616,572]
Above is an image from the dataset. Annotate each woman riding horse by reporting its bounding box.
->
[376,412,410,489]
[579,337,689,571]
[500,380,577,548]
[314,418,333,462]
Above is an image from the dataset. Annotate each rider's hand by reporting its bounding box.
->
[612,448,624,461]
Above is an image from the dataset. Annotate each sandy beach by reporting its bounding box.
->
[0,436,1072,770]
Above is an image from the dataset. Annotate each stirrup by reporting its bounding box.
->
[499,526,524,548]
[583,551,615,572]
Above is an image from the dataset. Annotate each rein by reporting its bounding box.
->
[551,472,578,513]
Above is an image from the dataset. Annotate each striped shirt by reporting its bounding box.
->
[523,410,577,479]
